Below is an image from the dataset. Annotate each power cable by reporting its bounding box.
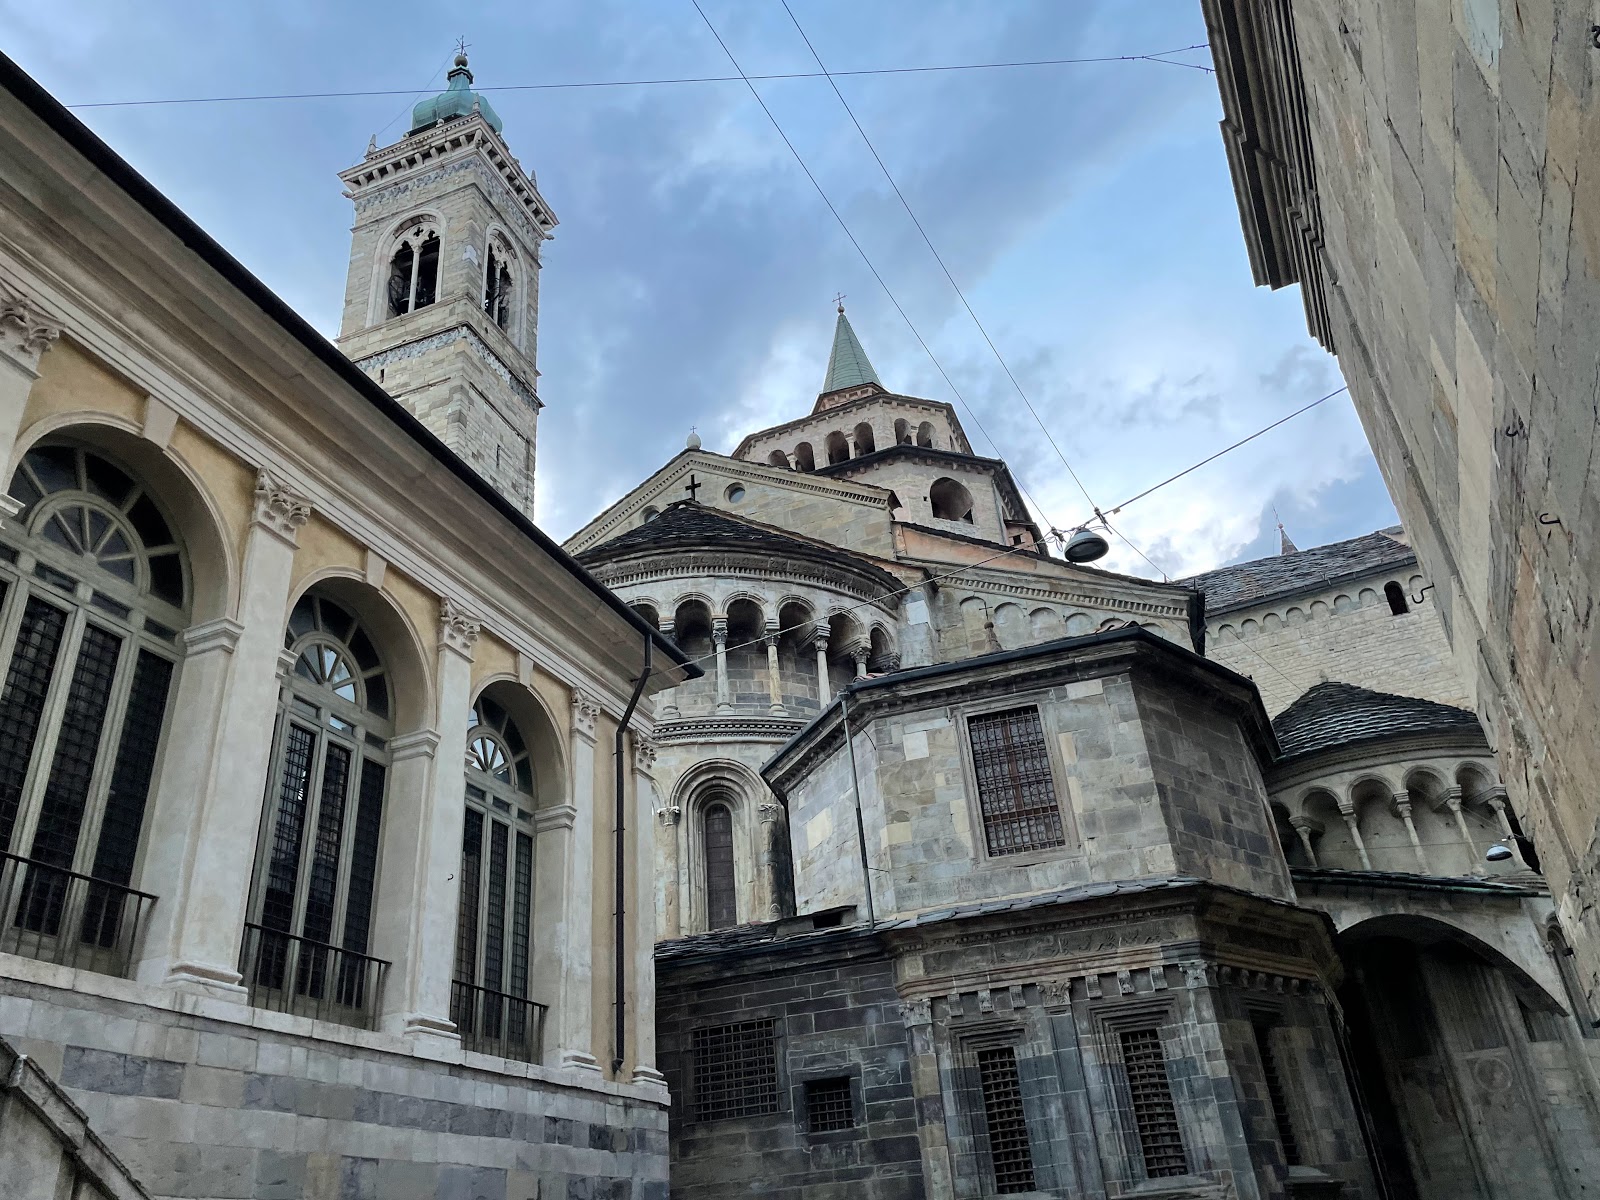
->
[371,53,454,143]
[780,0,1100,518]
[688,0,1065,537]
[62,46,1214,111]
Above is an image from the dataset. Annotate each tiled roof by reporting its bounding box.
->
[1182,527,1415,614]
[576,501,904,592]
[822,308,882,393]
[1273,681,1484,758]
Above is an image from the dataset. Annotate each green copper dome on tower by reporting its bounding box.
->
[822,304,882,393]
[411,52,503,135]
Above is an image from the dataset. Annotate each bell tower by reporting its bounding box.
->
[335,50,556,519]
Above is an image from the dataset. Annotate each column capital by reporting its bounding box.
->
[763,622,781,650]
[1443,785,1465,812]
[180,617,244,658]
[632,733,658,775]
[390,729,441,762]
[534,803,578,834]
[657,805,682,827]
[712,617,728,647]
[898,997,932,1028]
[0,294,62,374]
[252,469,312,544]
[813,630,830,652]
[1390,791,1414,817]
[438,596,481,660]
[1288,814,1322,834]
[1337,800,1358,819]
[1484,786,1509,811]
[758,801,783,824]
[571,689,602,742]
[851,641,870,665]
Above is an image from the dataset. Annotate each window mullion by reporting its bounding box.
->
[288,731,331,938]
[65,620,139,878]
[9,604,88,863]
[326,742,362,951]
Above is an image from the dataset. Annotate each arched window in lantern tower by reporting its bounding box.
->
[387,222,441,317]
[484,235,515,331]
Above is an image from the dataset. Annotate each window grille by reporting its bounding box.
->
[1120,1027,1188,1178]
[692,1019,779,1121]
[804,1077,854,1133]
[976,1045,1036,1193]
[704,803,737,930]
[1252,1019,1300,1165]
[0,596,66,852]
[968,706,1065,856]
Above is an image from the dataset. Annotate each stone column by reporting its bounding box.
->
[1338,802,1373,870]
[1483,787,1531,868]
[1392,792,1431,873]
[814,632,831,706]
[657,806,683,940]
[852,642,869,679]
[712,618,732,713]
[758,801,785,920]
[1444,787,1485,876]
[547,691,602,1073]
[373,598,478,1046]
[531,802,577,1059]
[135,471,308,997]
[901,998,956,1196]
[0,293,60,509]
[764,624,785,715]
[657,619,680,719]
[630,735,667,1092]
[1288,815,1320,867]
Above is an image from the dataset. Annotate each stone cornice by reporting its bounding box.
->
[655,714,808,744]
[916,561,1190,621]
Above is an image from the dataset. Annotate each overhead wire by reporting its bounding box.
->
[779,0,1100,519]
[687,0,1065,536]
[61,46,1215,111]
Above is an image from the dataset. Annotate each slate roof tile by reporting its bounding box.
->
[1273,681,1484,758]
[1182,527,1416,614]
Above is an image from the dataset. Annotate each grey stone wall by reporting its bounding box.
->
[656,932,923,1200]
[1203,0,1600,1013]
[1,980,667,1200]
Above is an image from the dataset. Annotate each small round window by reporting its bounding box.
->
[725,484,746,504]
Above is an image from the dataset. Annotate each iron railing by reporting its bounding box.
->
[240,923,389,1030]
[0,850,156,978]
[451,978,546,1063]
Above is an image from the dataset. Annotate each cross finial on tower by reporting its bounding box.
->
[833,292,846,314]
[1273,506,1299,555]
[455,36,471,58]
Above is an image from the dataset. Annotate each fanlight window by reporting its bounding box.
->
[245,593,392,1023]
[0,444,187,977]
[454,695,539,1060]
[387,224,440,317]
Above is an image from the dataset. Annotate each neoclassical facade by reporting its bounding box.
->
[0,53,693,1199]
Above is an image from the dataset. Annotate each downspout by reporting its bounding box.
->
[612,634,652,1075]
[838,690,876,927]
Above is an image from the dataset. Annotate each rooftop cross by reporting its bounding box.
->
[455,36,471,58]
[685,474,702,501]
[833,292,846,313]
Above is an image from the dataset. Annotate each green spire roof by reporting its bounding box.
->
[822,306,882,393]
[411,53,503,135]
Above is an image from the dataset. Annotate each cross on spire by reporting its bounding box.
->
[833,292,847,313]
[455,35,472,57]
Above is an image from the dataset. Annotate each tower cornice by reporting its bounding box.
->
[340,113,558,239]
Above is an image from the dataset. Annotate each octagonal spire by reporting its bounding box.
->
[822,303,882,394]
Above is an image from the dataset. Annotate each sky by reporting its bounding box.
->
[2,0,1399,577]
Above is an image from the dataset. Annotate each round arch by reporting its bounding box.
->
[12,418,234,624]
[1338,912,1566,1010]
[285,569,434,734]
[467,674,571,810]
[671,758,768,933]
[369,212,446,326]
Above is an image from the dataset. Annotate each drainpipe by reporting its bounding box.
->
[612,634,652,1074]
[838,690,876,927]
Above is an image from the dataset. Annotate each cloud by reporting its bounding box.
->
[1,0,1396,572]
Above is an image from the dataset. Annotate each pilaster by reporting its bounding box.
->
[549,689,602,1073]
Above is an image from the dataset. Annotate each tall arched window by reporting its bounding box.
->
[0,444,186,975]
[894,418,911,445]
[853,423,876,456]
[825,432,850,466]
[387,224,440,317]
[246,592,390,1023]
[794,443,816,472]
[1384,582,1410,615]
[704,802,737,930]
[453,694,539,1059]
[916,421,936,448]
[483,239,514,330]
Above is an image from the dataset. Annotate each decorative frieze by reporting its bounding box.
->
[252,470,312,542]
[438,597,482,659]
[352,325,539,411]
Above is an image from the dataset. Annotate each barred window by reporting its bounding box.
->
[977,1046,1036,1193]
[804,1076,854,1133]
[704,802,737,930]
[1252,1018,1300,1165]
[968,706,1064,855]
[1121,1027,1188,1178]
[693,1019,779,1121]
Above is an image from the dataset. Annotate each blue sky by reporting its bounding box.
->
[3,0,1398,575]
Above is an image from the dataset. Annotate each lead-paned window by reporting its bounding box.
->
[977,1045,1036,1193]
[693,1018,779,1121]
[704,802,737,930]
[968,705,1065,855]
[247,592,390,1013]
[1120,1027,1188,1178]
[0,445,185,970]
[452,695,538,1051]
